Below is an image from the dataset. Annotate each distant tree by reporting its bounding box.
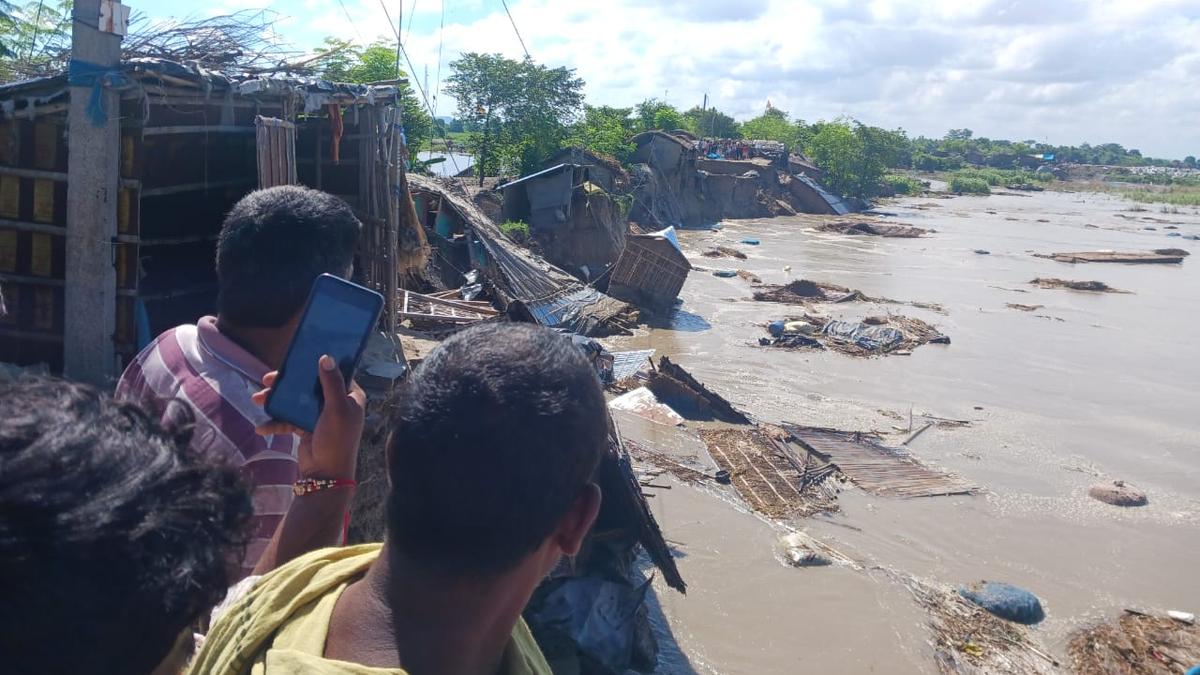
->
[741,106,796,145]
[316,38,433,161]
[1185,156,1197,168]
[634,98,686,132]
[445,52,584,180]
[945,128,973,141]
[806,118,909,199]
[682,105,740,138]
[0,0,73,83]
[567,105,635,162]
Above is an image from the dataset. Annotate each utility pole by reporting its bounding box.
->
[64,0,126,383]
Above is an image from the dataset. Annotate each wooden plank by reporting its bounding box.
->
[141,178,255,198]
[142,125,255,136]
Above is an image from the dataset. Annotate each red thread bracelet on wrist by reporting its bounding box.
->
[293,477,357,496]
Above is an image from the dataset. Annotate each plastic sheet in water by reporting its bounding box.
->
[822,320,904,352]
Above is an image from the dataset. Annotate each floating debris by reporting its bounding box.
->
[1034,250,1186,264]
[712,269,738,278]
[759,314,950,356]
[701,246,747,259]
[1068,610,1200,674]
[784,425,977,498]
[974,249,991,255]
[959,581,1045,625]
[700,428,840,519]
[645,357,751,424]
[1007,303,1044,312]
[1030,278,1127,293]
[816,220,929,238]
[741,238,761,245]
[1088,480,1148,507]
[893,573,1059,674]
[753,280,945,313]
[778,533,832,567]
[737,269,762,284]
[609,387,685,427]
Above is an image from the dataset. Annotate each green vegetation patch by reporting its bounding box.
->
[500,220,531,243]
[950,175,991,194]
[883,174,925,195]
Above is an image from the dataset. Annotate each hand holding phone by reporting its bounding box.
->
[253,354,365,481]
[264,274,383,433]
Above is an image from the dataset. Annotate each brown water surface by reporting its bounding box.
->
[612,189,1200,674]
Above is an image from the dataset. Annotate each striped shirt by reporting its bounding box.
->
[115,315,299,575]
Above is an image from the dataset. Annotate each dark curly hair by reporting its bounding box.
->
[0,377,253,675]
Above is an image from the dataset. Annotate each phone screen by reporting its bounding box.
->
[265,274,383,432]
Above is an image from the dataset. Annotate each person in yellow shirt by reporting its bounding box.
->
[192,322,607,675]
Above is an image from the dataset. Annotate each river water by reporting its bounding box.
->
[417,150,474,177]
[608,188,1200,673]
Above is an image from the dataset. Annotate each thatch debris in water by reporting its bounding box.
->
[701,246,747,259]
[754,279,853,303]
[892,572,1059,674]
[1007,303,1044,312]
[1068,610,1200,674]
[699,428,840,519]
[816,220,929,238]
[1033,251,1186,264]
[1030,278,1127,293]
[762,314,949,357]
[754,280,947,314]
[784,424,977,498]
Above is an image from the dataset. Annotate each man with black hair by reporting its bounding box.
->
[192,322,608,675]
[116,185,362,574]
[0,358,366,675]
[0,377,249,675]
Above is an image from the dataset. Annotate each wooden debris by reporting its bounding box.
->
[1068,611,1200,674]
[700,428,839,519]
[816,220,928,238]
[784,424,977,498]
[1034,251,1185,264]
[1007,303,1044,312]
[701,246,747,259]
[646,357,751,424]
[399,290,498,330]
[890,572,1058,674]
[1030,278,1127,293]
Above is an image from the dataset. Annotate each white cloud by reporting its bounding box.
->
[311,0,1200,156]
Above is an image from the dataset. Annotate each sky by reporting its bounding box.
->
[150,0,1200,158]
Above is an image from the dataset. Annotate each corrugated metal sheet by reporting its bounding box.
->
[610,349,655,381]
[794,173,852,215]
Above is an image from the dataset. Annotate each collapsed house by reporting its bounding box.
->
[607,226,691,310]
[0,57,424,377]
[409,173,636,336]
[499,161,627,282]
[627,130,851,228]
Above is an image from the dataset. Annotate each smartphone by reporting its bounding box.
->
[264,274,384,432]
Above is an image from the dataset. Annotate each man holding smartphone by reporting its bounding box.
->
[116,185,362,576]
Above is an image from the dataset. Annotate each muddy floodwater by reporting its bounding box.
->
[608,188,1200,673]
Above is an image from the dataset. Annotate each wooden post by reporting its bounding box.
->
[64,0,125,383]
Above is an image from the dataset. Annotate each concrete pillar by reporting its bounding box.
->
[63,0,124,383]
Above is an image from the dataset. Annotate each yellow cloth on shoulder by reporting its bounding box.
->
[189,544,552,675]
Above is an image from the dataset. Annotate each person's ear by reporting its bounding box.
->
[554,483,601,556]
